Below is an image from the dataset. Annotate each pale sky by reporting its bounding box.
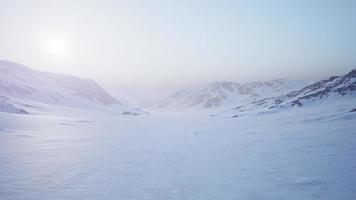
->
[1,0,356,90]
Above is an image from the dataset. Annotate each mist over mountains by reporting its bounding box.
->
[149,79,310,110]
[0,60,355,200]
[0,60,355,117]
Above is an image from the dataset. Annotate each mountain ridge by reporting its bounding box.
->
[216,69,356,118]
[150,78,310,110]
[0,60,121,114]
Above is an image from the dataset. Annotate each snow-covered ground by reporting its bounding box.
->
[1,106,355,200]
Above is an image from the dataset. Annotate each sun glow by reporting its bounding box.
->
[48,37,67,57]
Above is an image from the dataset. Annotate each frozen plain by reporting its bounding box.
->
[0,105,356,200]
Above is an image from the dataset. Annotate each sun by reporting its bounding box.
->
[48,37,67,57]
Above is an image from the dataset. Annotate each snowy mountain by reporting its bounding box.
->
[217,69,356,118]
[152,79,309,110]
[0,60,120,108]
[0,60,137,114]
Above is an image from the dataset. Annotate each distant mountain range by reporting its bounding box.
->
[217,69,356,118]
[0,60,122,114]
[257,69,355,108]
[1,60,354,117]
[150,79,310,110]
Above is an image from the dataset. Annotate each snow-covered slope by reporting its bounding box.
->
[152,79,309,110]
[217,69,356,118]
[0,95,28,114]
[0,60,120,111]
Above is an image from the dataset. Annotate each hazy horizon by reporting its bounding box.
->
[1,2,356,199]
[1,0,356,90]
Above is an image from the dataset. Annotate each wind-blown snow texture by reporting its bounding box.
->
[0,96,28,114]
[0,105,355,200]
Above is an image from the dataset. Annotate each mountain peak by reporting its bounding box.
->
[345,69,356,78]
[241,69,355,112]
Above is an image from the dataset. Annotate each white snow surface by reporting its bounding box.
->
[0,95,28,114]
[0,103,355,200]
[1,62,355,199]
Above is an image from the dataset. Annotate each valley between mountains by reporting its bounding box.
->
[0,60,355,200]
